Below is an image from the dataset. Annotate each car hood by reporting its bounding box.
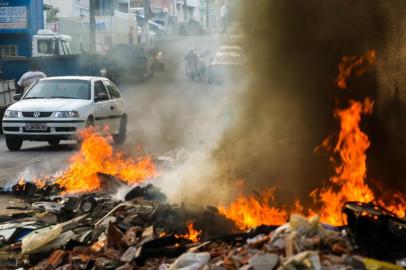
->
[211,62,243,67]
[9,99,91,112]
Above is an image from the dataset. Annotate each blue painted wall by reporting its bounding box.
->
[0,0,44,57]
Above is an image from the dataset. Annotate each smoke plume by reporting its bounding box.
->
[213,0,390,203]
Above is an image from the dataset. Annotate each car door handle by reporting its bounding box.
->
[110,106,115,110]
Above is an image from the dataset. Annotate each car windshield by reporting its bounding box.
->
[24,80,91,100]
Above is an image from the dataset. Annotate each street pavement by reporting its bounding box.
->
[0,35,226,187]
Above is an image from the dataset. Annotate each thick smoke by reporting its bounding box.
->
[212,0,391,203]
[123,37,227,153]
[123,1,401,205]
[122,36,247,204]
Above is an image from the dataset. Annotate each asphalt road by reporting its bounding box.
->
[0,35,227,188]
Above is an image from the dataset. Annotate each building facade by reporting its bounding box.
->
[0,0,44,57]
[44,0,89,18]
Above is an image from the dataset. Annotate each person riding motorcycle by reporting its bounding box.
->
[185,50,207,80]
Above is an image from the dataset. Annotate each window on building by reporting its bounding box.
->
[0,45,18,57]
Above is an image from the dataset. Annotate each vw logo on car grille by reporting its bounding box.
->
[33,112,40,118]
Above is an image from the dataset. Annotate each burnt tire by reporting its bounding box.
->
[5,136,23,151]
[48,138,60,146]
[0,107,6,134]
[113,116,127,145]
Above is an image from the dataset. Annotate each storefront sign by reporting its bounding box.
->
[0,6,27,29]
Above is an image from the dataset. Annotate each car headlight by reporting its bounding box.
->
[4,110,21,118]
[54,111,80,118]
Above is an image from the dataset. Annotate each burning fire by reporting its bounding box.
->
[14,178,27,191]
[218,188,288,229]
[54,128,157,193]
[313,98,406,225]
[33,179,47,189]
[311,98,375,225]
[176,221,201,243]
[335,50,376,89]
[16,177,45,189]
[218,98,405,228]
[218,50,406,228]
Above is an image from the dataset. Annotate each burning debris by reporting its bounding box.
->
[0,186,404,270]
[0,51,405,268]
[55,128,157,193]
[0,179,238,269]
[7,128,157,197]
[218,50,406,230]
[217,187,290,229]
[0,122,404,269]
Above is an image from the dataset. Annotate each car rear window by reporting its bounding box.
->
[24,80,91,100]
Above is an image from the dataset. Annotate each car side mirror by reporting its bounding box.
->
[13,94,22,101]
[94,93,109,103]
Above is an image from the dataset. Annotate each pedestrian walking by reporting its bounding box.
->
[17,62,46,94]
[220,1,230,33]
[129,26,135,45]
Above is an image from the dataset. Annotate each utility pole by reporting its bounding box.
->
[89,0,96,53]
[184,0,187,22]
[143,0,151,44]
[206,0,210,32]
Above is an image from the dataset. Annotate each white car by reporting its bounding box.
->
[2,76,127,151]
[218,46,245,57]
[208,53,245,84]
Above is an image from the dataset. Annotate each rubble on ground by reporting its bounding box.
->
[0,177,404,269]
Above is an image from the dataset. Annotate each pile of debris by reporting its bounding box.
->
[0,177,405,269]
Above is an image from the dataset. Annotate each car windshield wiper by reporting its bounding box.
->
[23,97,46,99]
[49,96,76,99]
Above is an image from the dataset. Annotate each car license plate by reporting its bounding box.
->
[25,123,47,131]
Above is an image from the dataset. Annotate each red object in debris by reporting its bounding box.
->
[47,249,68,267]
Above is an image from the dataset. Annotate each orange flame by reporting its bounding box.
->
[33,178,47,189]
[17,178,26,186]
[54,128,157,193]
[219,98,406,228]
[14,177,27,191]
[176,221,201,242]
[217,50,406,228]
[218,188,289,229]
[335,50,376,89]
[314,98,406,225]
[381,194,406,218]
[311,98,375,225]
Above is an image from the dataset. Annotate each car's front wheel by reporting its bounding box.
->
[76,116,95,147]
[5,136,23,151]
[113,116,127,145]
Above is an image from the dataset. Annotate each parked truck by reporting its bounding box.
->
[0,30,148,86]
